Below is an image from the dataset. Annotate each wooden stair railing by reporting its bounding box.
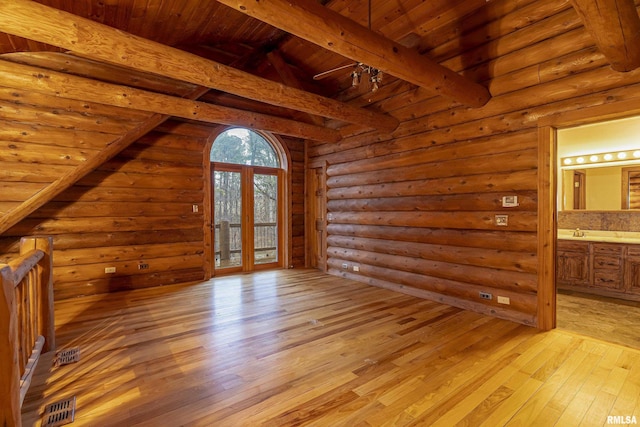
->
[1,236,55,427]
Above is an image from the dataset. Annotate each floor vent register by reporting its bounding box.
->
[54,347,80,367]
[42,396,76,427]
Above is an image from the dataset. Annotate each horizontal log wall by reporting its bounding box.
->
[307,0,640,326]
[284,136,306,268]
[0,94,305,299]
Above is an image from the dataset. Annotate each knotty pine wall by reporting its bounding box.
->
[307,0,640,326]
[0,112,305,300]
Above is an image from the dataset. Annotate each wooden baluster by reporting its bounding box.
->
[0,264,22,427]
[19,237,55,352]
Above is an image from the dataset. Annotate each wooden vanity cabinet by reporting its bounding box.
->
[558,239,640,300]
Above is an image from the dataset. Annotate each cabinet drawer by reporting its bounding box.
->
[557,240,589,252]
[593,270,623,289]
[593,255,622,269]
[593,244,623,256]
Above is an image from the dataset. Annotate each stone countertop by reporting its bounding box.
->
[557,229,640,244]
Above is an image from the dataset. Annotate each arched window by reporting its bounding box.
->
[210,128,280,167]
[210,128,285,273]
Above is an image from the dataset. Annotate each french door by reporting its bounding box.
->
[212,163,283,273]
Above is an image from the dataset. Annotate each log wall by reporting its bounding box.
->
[307,0,640,326]
[0,89,305,299]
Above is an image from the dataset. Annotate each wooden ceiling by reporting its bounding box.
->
[0,0,494,94]
[0,0,638,136]
[0,0,498,127]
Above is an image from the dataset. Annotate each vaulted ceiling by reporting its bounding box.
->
[0,0,502,137]
[1,0,638,137]
[0,0,495,100]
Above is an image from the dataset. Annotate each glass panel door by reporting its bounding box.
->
[214,170,242,270]
[254,173,278,265]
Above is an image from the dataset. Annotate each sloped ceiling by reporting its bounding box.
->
[0,0,495,109]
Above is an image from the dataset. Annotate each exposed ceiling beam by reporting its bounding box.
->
[570,0,640,72]
[0,0,399,133]
[0,85,210,236]
[0,59,341,143]
[215,0,491,108]
[266,51,326,127]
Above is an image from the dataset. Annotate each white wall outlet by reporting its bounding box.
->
[502,195,519,207]
[105,267,116,274]
[353,266,360,272]
[192,204,199,213]
[497,296,511,305]
[495,214,509,226]
[342,263,348,269]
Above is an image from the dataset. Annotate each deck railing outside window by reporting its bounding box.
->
[215,222,277,264]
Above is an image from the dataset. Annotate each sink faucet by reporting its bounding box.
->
[573,228,585,237]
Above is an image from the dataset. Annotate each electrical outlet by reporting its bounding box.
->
[192,204,199,213]
[138,263,149,270]
[479,292,492,300]
[353,266,359,272]
[342,263,348,269]
[494,214,509,226]
[105,267,116,274]
[497,296,511,305]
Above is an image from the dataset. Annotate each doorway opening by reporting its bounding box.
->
[548,113,640,348]
[209,128,286,274]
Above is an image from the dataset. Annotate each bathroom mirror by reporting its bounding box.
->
[561,165,640,210]
[558,116,640,211]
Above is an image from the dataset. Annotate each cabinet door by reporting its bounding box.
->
[557,241,590,286]
[625,247,640,295]
[592,244,624,290]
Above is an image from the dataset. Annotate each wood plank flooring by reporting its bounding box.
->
[22,269,640,426]
[557,290,640,350]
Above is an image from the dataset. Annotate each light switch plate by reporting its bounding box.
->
[502,195,519,207]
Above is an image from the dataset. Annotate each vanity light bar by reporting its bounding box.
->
[562,149,640,166]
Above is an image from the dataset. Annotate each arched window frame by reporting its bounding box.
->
[203,127,291,278]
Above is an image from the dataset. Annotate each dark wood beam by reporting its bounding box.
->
[0,0,399,132]
[215,0,491,108]
[0,59,341,143]
[570,0,640,71]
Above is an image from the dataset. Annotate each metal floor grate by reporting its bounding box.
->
[54,347,80,367]
[42,396,76,427]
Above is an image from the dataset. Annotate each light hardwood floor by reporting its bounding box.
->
[23,269,640,426]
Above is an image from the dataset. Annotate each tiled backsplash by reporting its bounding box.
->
[558,211,640,231]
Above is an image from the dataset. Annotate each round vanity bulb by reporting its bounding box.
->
[563,158,573,165]
[576,157,585,164]
[604,153,613,161]
[617,152,627,159]
[589,155,599,162]
[634,150,640,158]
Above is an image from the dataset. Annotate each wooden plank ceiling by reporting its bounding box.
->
[1,0,638,134]
[0,0,497,119]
